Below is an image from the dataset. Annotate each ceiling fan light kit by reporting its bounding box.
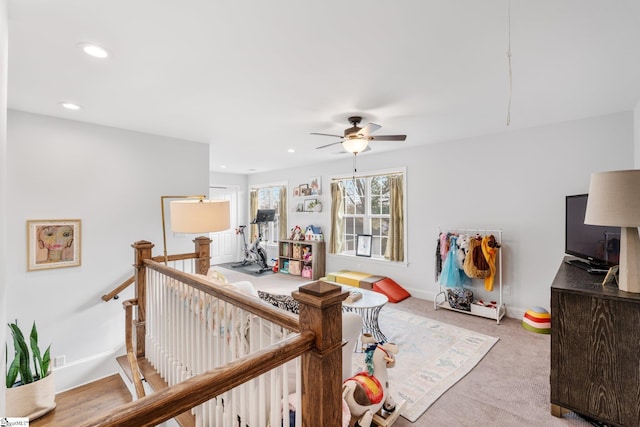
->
[312,115,407,154]
[342,137,369,154]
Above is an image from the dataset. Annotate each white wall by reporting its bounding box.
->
[0,0,8,414]
[210,170,248,230]
[250,112,634,318]
[6,110,209,391]
[635,100,640,168]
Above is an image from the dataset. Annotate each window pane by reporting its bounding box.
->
[355,217,364,235]
[346,218,354,234]
[381,194,390,215]
[372,218,381,236]
[371,195,380,215]
[373,236,382,257]
[346,237,355,252]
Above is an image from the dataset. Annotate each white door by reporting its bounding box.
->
[209,186,238,264]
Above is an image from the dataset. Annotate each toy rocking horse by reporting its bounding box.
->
[342,334,399,427]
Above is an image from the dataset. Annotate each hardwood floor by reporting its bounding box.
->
[30,374,132,427]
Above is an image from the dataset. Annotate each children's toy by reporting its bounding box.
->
[342,335,399,427]
[290,225,304,241]
[302,246,312,261]
[305,224,324,241]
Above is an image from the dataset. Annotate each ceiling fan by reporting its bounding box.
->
[311,116,407,154]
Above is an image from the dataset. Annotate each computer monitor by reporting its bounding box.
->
[253,209,276,223]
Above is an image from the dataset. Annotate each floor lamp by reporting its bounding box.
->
[585,170,640,293]
[161,195,230,264]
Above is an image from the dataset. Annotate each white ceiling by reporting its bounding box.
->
[7,1,640,174]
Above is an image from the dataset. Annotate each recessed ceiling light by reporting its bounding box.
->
[78,43,110,59]
[288,149,295,153]
[59,102,81,111]
[220,165,227,169]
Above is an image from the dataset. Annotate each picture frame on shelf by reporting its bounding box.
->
[299,184,309,196]
[293,186,300,197]
[356,234,372,257]
[304,199,317,212]
[27,219,81,271]
[309,176,322,195]
[296,203,304,212]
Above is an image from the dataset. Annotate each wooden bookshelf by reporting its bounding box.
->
[278,239,325,280]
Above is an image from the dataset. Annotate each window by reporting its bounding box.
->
[254,185,281,244]
[337,172,402,259]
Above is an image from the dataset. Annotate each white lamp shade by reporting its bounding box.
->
[170,200,230,233]
[584,169,640,227]
[342,138,369,154]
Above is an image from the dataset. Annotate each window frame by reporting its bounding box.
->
[333,168,406,262]
[251,184,284,245]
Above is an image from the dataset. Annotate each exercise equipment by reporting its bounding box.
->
[233,209,275,274]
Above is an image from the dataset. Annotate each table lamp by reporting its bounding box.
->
[161,195,230,263]
[584,169,640,293]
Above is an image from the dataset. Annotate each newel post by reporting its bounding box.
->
[193,236,212,275]
[292,281,348,426]
[132,240,154,358]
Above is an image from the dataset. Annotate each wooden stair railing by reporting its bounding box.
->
[94,238,349,426]
[123,298,145,399]
[101,236,212,302]
[81,331,316,427]
[102,276,134,301]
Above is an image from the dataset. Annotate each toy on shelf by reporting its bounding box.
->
[290,225,304,241]
[302,246,312,262]
[304,224,324,241]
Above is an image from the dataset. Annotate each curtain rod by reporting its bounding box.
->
[331,170,404,182]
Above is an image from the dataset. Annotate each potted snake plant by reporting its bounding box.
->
[5,321,56,420]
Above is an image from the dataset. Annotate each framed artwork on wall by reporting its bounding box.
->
[304,199,318,212]
[309,176,321,195]
[356,234,372,257]
[27,219,81,271]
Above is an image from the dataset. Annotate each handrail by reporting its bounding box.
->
[101,253,200,302]
[144,259,301,331]
[79,331,316,427]
[123,299,145,399]
[102,276,134,302]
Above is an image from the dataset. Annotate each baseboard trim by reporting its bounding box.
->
[53,349,121,393]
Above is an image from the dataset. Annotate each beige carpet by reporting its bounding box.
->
[213,265,594,426]
[352,307,499,422]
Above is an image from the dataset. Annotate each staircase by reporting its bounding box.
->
[115,355,195,427]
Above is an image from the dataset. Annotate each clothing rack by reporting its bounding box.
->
[433,227,505,324]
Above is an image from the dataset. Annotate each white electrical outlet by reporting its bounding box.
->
[54,355,66,367]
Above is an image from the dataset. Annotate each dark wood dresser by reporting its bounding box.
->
[551,258,640,427]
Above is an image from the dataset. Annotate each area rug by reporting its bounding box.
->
[215,262,275,277]
[352,307,499,422]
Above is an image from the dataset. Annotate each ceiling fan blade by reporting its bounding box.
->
[359,123,381,136]
[316,141,343,149]
[310,132,343,138]
[368,134,407,141]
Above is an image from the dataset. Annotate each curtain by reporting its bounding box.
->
[329,181,345,254]
[250,189,258,243]
[384,175,404,261]
[279,185,287,241]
